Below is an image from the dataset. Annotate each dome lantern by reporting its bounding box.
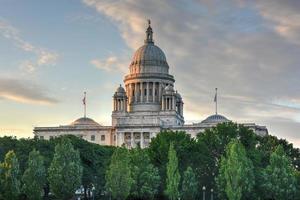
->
[145,19,154,44]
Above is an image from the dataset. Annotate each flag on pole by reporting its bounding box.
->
[214,88,218,114]
[82,94,86,105]
[214,88,217,102]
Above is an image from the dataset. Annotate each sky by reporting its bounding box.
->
[0,0,300,147]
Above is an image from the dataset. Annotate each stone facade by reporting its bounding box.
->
[34,21,268,147]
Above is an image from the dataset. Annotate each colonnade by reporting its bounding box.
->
[123,132,151,148]
[113,98,127,112]
[125,81,166,104]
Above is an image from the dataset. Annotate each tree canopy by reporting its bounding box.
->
[0,122,299,200]
[48,138,83,200]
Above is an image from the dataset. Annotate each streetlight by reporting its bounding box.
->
[210,188,214,200]
[92,185,95,200]
[202,186,206,200]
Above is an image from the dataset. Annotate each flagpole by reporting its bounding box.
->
[215,88,218,115]
[84,92,86,118]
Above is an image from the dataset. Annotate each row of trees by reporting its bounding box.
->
[0,122,299,199]
[0,139,82,200]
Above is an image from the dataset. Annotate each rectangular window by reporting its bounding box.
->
[101,135,105,141]
[91,135,95,141]
[49,136,53,139]
[40,136,44,140]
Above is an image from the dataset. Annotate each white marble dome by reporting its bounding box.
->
[201,114,230,124]
[70,117,101,126]
[114,85,126,97]
[129,22,169,74]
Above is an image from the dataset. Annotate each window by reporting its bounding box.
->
[49,136,54,139]
[40,136,44,140]
[114,135,116,141]
[144,88,147,96]
[101,135,105,141]
[91,135,95,141]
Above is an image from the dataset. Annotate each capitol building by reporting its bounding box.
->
[34,21,268,148]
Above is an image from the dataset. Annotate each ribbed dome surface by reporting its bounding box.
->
[129,21,169,74]
[70,117,100,126]
[201,114,230,124]
[130,43,168,68]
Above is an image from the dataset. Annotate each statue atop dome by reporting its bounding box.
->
[145,19,154,44]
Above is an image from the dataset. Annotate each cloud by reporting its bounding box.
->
[252,0,300,45]
[83,0,300,146]
[0,18,58,73]
[91,55,128,73]
[0,77,59,105]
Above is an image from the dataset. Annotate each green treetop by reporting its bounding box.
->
[262,145,297,199]
[216,139,255,200]
[105,147,133,200]
[181,166,198,200]
[165,142,181,200]
[130,146,160,200]
[48,138,83,200]
[0,150,21,200]
[22,149,46,200]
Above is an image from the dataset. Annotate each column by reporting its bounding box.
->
[141,82,144,102]
[141,132,144,148]
[134,83,138,102]
[146,82,149,102]
[162,97,165,110]
[131,132,134,148]
[172,96,176,110]
[158,83,162,103]
[130,83,133,103]
[181,103,183,115]
[152,82,155,102]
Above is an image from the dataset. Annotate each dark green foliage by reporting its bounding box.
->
[181,166,197,200]
[105,147,133,200]
[262,145,297,199]
[165,143,180,200]
[0,150,21,200]
[0,122,299,200]
[22,149,46,200]
[48,138,83,200]
[148,130,205,198]
[130,146,160,200]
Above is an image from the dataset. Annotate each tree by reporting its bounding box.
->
[0,150,21,200]
[48,138,83,200]
[165,143,181,200]
[181,166,197,200]
[130,146,160,200]
[216,139,254,200]
[105,147,133,200]
[262,145,297,199]
[148,131,200,198]
[22,149,46,200]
